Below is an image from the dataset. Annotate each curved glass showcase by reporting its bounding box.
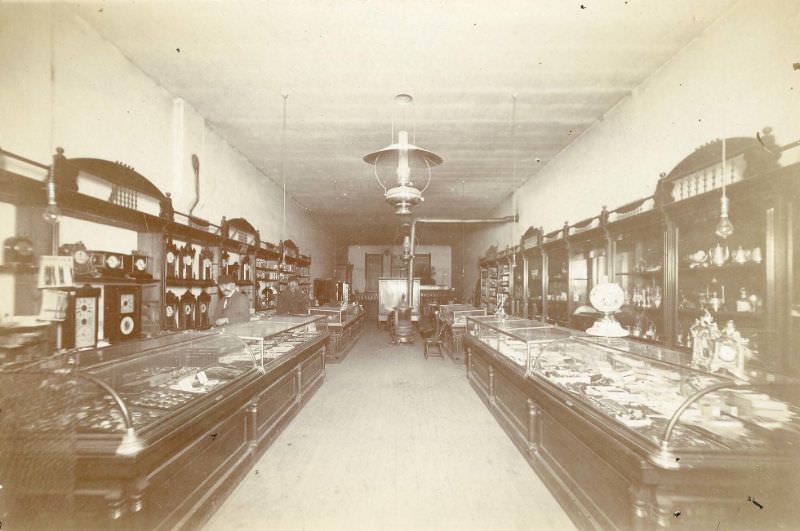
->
[467,315,570,366]
[439,304,486,326]
[308,303,362,326]
[0,317,324,440]
[466,315,800,455]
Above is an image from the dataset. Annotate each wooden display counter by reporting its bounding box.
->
[323,309,365,363]
[0,322,328,530]
[465,334,800,530]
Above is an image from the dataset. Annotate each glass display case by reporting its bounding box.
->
[308,304,364,362]
[436,305,486,360]
[0,319,329,529]
[531,336,800,452]
[466,315,571,367]
[308,304,361,325]
[221,315,324,366]
[465,314,800,529]
[439,304,486,327]
[467,314,800,452]
[3,319,323,437]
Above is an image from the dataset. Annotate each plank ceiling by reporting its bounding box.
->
[71,0,735,243]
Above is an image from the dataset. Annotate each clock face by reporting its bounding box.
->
[106,254,121,269]
[183,304,193,315]
[135,257,147,271]
[717,345,738,363]
[74,249,90,265]
[203,258,212,268]
[120,316,135,336]
[589,283,625,313]
[120,293,134,314]
[183,255,193,266]
[165,305,175,317]
[200,303,207,313]
[166,251,176,263]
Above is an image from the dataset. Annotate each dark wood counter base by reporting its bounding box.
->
[324,312,365,363]
[465,336,799,531]
[4,335,328,531]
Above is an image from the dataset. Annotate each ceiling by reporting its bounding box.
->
[71,0,735,243]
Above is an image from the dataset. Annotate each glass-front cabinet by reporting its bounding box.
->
[607,196,665,344]
[542,226,569,326]
[496,250,512,315]
[520,227,543,321]
[566,213,609,331]
[659,137,798,373]
[512,246,525,316]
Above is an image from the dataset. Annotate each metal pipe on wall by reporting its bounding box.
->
[406,215,517,310]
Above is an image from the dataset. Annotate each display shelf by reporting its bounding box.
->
[74,275,160,285]
[163,278,215,289]
[678,308,764,321]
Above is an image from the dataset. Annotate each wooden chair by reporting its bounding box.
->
[423,311,445,360]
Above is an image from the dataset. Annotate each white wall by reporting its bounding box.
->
[0,5,334,309]
[463,0,800,300]
[347,245,452,292]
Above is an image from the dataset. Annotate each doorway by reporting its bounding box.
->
[365,253,384,292]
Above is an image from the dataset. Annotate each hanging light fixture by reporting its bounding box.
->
[715,138,734,239]
[363,94,443,215]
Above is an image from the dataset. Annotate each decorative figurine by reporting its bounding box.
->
[586,282,628,337]
[689,310,720,371]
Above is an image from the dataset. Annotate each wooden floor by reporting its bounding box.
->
[204,323,576,531]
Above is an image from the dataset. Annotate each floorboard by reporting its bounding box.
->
[203,323,576,531]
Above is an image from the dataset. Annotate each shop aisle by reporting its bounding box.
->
[204,323,576,531]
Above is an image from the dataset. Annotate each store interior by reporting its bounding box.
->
[1,2,799,530]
